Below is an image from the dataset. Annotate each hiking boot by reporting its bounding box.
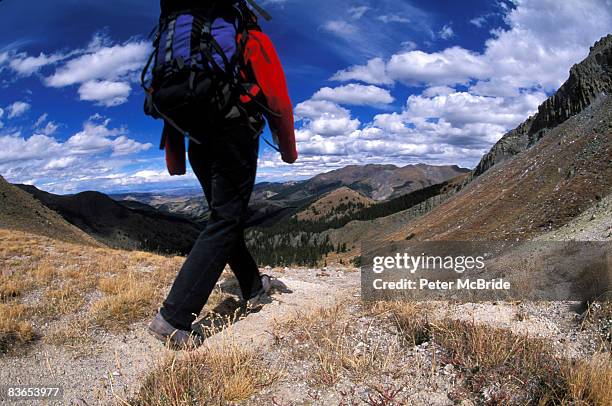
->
[148,312,203,350]
[261,274,272,294]
[246,274,273,309]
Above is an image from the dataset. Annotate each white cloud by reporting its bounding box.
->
[0,108,4,119]
[9,52,68,76]
[378,15,410,24]
[44,156,77,171]
[0,116,154,192]
[322,20,357,38]
[400,41,418,51]
[33,113,48,128]
[5,32,112,78]
[284,84,546,174]
[3,34,149,107]
[279,0,611,177]
[0,116,150,166]
[111,135,152,156]
[387,47,490,86]
[403,91,546,128]
[438,24,455,39]
[470,15,488,28]
[78,80,132,106]
[19,38,150,107]
[45,41,149,88]
[7,101,31,119]
[31,113,58,136]
[295,99,360,138]
[330,57,393,85]
[348,6,369,19]
[422,86,455,97]
[37,121,59,136]
[0,133,61,165]
[332,0,612,95]
[78,117,151,156]
[295,99,349,120]
[312,84,394,107]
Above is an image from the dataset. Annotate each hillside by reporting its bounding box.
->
[0,176,99,246]
[328,94,611,247]
[112,190,209,223]
[406,101,610,241]
[269,163,469,202]
[389,37,612,242]
[295,187,374,222]
[17,185,203,255]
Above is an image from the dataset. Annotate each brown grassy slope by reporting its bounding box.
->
[324,174,468,252]
[295,187,374,222]
[0,227,183,353]
[386,95,612,241]
[0,176,100,247]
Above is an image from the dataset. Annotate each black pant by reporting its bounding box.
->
[161,119,263,330]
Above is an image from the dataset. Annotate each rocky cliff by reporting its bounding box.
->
[474,34,612,176]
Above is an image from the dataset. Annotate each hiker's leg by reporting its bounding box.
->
[188,131,261,300]
[190,116,262,301]
[227,233,263,299]
[187,142,262,301]
[160,120,260,330]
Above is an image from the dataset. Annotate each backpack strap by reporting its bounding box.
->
[163,17,177,64]
[244,0,272,21]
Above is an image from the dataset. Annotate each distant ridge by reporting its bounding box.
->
[17,184,203,255]
[0,176,100,246]
[269,163,469,202]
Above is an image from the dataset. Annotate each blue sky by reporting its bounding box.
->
[0,0,610,193]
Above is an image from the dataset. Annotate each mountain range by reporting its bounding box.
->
[7,163,466,256]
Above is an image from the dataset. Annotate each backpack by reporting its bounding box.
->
[141,0,272,146]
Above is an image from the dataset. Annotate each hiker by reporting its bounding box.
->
[144,0,297,349]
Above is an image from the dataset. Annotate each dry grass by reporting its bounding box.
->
[0,278,25,300]
[0,303,35,353]
[372,301,431,346]
[430,319,555,371]
[91,274,157,329]
[276,303,400,387]
[132,298,612,405]
[430,319,563,403]
[133,339,280,405]
[44,286,85,316]
[374,300,612,405]
[0,227,184,353]
[379,301,563,402]
[564,352,612,406]
[581,300,612,351]
[44,319,94,349]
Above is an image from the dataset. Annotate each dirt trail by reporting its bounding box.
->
[205,268,360,349]
[0,268,360,405]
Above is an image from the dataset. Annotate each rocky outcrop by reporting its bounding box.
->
[474,34,612,176]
